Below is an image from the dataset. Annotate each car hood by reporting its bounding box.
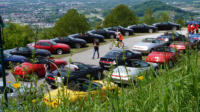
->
[9,55,28,62]
[134,42,156,47]
[53,43,69,48]
[113,66,141,77]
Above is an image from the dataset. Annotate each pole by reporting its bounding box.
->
[0,15,8,104]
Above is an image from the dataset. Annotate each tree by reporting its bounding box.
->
[3,23,34,49]
[52,9,90,37]
[143,8,155,25]
[176,18,185,27]
[159,12,170,22]
[103,4,138,27]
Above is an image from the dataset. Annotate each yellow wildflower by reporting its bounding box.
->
[12,83,21,89]
[8,81,12,83]
[137,76,144,80]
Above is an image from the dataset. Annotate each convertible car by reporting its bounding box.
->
[112,59,158,84]
[153,22,181,30]
[146,46,180,67]
[43,78,119,108]
[13,57,67,79]
[45,62,103,88]
[132,38,167,54]
[127,24,157,33]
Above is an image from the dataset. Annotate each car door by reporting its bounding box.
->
[36,42,52,51]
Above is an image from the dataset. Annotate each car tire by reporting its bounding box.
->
[125,32,129,36]
[59,64,65,69]
[172,27,177,31]
[96,71,103,80]
[153,67,159,77]
[75,43,81,48]
[56,49,63,55]
[110,34,115,39]
[168,60,173,68]
[149,29,153,33]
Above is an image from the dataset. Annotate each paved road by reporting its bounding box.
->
[1,30,187,85]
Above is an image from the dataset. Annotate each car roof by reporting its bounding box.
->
[38,40,50,42]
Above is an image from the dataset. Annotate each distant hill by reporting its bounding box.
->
[131,0,196,19]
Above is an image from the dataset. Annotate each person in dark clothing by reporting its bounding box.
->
[92,38,99,59]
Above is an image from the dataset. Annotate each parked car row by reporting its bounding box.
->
[0,22,183,108]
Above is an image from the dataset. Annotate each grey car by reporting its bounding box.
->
[132,38,167,54]
[0,81,36,105]
[111,59,158,84]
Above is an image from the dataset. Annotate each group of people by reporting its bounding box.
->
[187,24,199,34]
[92,28,123,59]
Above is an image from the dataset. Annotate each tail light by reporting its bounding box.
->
[74,67,78,71]
[47,76,55,80]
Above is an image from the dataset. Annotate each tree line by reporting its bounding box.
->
[3,4,186,49]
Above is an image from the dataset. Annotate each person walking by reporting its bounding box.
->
[115,28,120,41]
[92,38,99,59]
[187,24,191,34]
[191,24,195,34]
[119,33,123,48]
[195,24,199,34]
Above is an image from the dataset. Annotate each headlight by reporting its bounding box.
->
[165,38,169,41]
[112,60,116,65]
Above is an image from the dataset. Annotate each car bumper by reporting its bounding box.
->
[132,49,149,54]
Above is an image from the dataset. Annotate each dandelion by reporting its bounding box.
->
[137,76,144,80]
[32,99,36,103]
[12,83,21,89]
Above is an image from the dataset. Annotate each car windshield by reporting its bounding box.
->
[50,40,57,45]
[126,60,149,68]
[105,51,121,58]
[4,52,11,58]
[153,47,176,53]
[67,79,102,92]
[142,38,155,43]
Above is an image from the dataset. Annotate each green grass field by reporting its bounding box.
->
[2,49,200,112]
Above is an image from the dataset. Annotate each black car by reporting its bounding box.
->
[89,29,116,39]
[107,26,134,36]
[127,24,157,33]
[9,46,51,58]
[70,33,104,43]
[99,48,142,69]
[45,62,103,88]
[156,32,186,45]
[51,36,87,48]
[153,22,181,31]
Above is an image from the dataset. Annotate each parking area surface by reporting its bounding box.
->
[1,30,187,86]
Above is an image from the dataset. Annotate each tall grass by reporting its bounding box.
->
[2,49,200,112]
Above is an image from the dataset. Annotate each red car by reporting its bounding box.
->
[146,46,179,67]
[28,40,70,54]
[13,58,67,79]
[169,41,197,52]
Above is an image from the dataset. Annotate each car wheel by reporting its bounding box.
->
[75,43,81,48]
[59,64,65,69]
[172,27,177,31]
[125,32,129,36]
[153,67,159,77]
[56,49,63,55]
[149,29,153,33]
[168,60,173,68]
[110,34,115,39]
[96,71,103,80]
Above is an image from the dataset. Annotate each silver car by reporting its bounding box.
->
[132,38,167,54]
[0,81,36,105]
[111,59,158,84]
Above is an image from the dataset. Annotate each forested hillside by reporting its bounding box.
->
[131,0,196,19]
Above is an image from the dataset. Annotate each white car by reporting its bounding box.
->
[132,38,167,54]
[111,59,158,84]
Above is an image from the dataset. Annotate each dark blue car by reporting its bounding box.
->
[2,52,28,67]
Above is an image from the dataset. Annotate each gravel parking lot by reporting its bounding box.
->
[1,29,187,86]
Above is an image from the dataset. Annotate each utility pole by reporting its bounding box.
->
[0,15,8,105]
